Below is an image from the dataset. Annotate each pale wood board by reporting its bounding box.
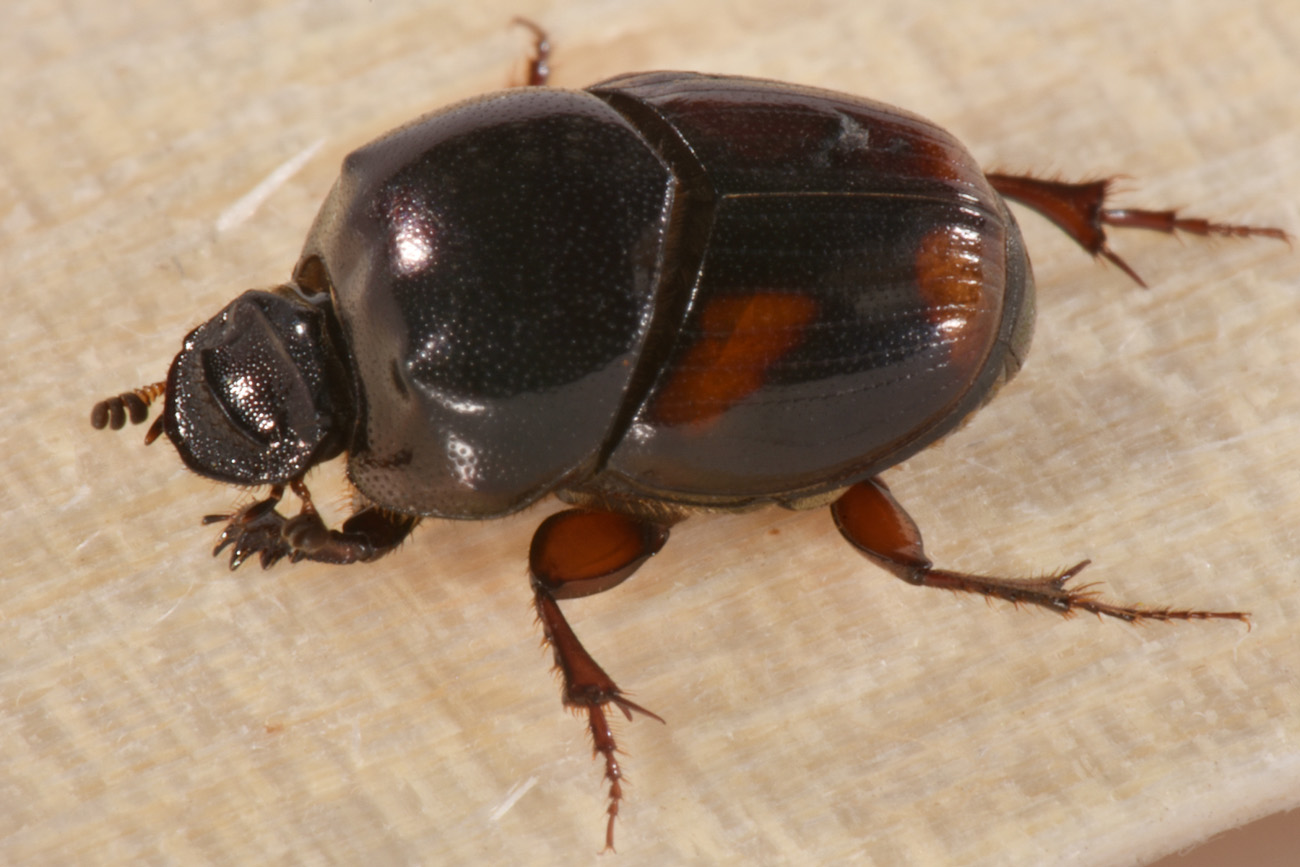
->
[3,1,1298,864]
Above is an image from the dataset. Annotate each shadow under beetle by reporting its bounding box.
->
[92,21,1283,850]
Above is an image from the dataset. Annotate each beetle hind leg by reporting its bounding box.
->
[529,508,671,851]
[986,173,1287,287]
[831,477,1249,625]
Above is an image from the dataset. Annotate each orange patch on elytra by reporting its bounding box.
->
[652,292,819,427]
[914,224,1003,368]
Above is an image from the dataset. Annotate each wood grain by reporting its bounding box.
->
[4,1,1298,864]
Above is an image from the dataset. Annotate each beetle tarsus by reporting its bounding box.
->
[206,486,291,570]
[1100,206,1290,241]
[209,506,293,570]
[986,173,1286,287]
[586,701,624,853]
[585,687,670,853]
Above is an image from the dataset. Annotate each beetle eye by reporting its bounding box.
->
[164,289,349,485]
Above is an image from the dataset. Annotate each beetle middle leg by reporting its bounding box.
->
[832,477,1249,624]
[206,479,418,570]
[528,508,671,851]
[987,173,1287,287]
[511,17,551,87]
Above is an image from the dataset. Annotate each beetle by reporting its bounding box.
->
[91,22,1282,850]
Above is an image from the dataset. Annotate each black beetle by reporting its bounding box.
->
[92,22,1281,850]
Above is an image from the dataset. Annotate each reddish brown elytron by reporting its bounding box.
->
[650,292,820,427]
[91,19,1282,852]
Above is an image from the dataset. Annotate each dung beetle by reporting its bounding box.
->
[91,22,1283,850]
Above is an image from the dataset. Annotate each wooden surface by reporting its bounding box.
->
[4,1,1298,864]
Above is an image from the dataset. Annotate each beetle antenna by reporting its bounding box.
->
[91,381,166,442]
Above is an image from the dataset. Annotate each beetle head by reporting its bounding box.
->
[163,286,351,486]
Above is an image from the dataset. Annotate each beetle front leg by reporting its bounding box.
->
[205,484,291,569]
[986,173,1287,287]
[832,477,1249,624]
[529,509,671,851]
[206,479,418,570]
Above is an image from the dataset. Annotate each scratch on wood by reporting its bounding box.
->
[490,776,539,822]
[217,137,327,233]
